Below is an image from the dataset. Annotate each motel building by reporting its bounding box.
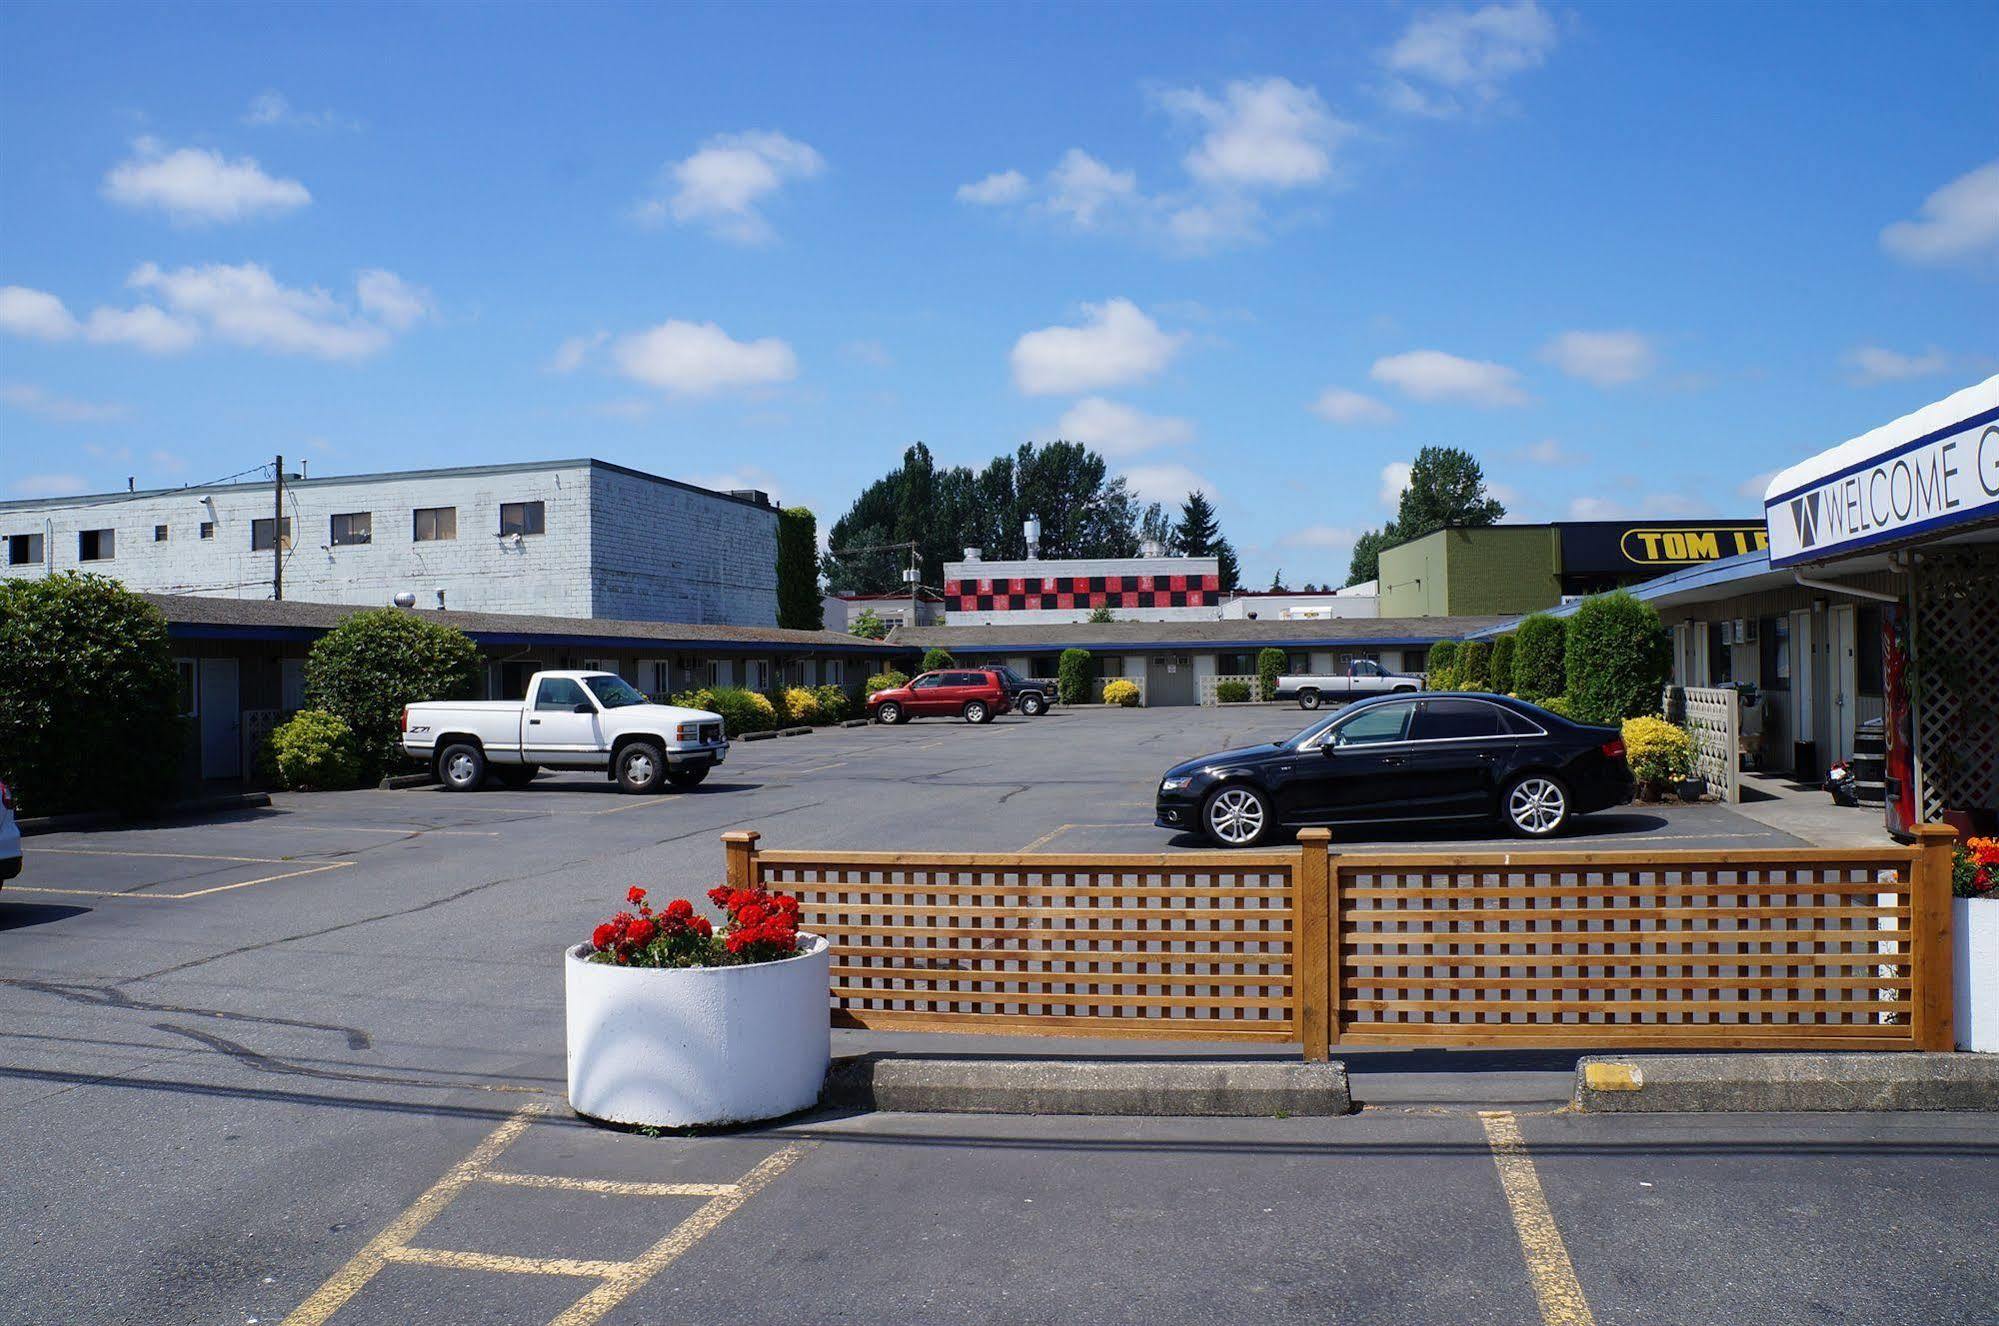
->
[1473,375,1998,837]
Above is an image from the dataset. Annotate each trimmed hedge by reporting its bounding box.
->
[1425,640,1459,690]
[781,686,822,724]
[810,684,851,723]
[1456,640,1492,692]
[1102,679,1141,707]
[671,686,780,736]
[0,572,185,816]
[1215,679,1252,703]
[920,647,955,674]
[1057,649,1092,705]
[1623,715,1695,783]
[1489,634,1516,696]
[305,608,481,775]
[1539,695,1574,718]
[864,670,907,696]
[1256,648,1286,703]
[1565,591,1672,724]
[270,709,363,790]
[1513,613,1567,701]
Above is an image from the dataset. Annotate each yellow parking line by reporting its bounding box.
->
[385,1246,627,1277]
[549,1144,812,1326]
[478,1171,738,1198]
[1480,1110,1595,1326]
[282,1103,549,1326]
[10,859,353,901]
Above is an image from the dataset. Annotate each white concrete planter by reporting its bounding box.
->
[1956,897,1999,1053]
[565,935,831,1126]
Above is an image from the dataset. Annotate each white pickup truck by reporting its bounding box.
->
[1273,659,1423,710]
[401,670,728,793]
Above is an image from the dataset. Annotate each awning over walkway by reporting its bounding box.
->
[1764,375,1999,568]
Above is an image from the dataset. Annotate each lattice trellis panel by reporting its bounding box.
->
[1914,548,1999,821]
[764,852,1299,1040]
[1335,853,1918,1049]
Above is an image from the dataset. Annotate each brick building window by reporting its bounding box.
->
[6,533,43,565]
[413,506,456,542]
[79,528,115,561]
[251,517,292,552]
[330,512,372,546]
[200,522,215,540]
[154,524,169,542]
[499,501,545,537]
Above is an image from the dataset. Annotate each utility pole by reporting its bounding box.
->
[273,453,284,601]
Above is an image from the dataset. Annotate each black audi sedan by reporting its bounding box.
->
[1155,692,1632,847]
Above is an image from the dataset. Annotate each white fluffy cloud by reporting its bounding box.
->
[242,91,355,130]
[1514,437,1571,464]
[1371,349,1527,406]
[1379,460,1414,508]
[956,169,1029,206]
[1380,0,1559,117]
[1844,344,1953,384]
[611,320,798,395]
[1880,160,1999,267]
[1281,524,1360,549]
[0,383,127,423]
[10,474,89,499]
[1054,397,1194,457]
[1010,299,1186,395]
[639,131,824,244]
[83,303,201,354]
[125,261,427,359]
[1540,329,1655,386]
[1120,462,1216,506]
[1738,470,1778,501]
[1046,150,1139,230]
[1160,77,1348,190]
[102,137,310,223]
[0,285,81,340]
[1310,386,1396,425]
[549,331,609,374]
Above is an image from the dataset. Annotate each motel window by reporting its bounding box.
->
[744,659,770,693]
[498,660,545,700]
[1761,616,1789,687]
[413,506,457,542]
[174,659,198,717]
[1708,623,1734,685]
[199,521,214,540]
[251,517,292,552]
[1216,653,1255,676]
[330,512,372,546]
[823,659,843,685]
[1857,607,1884,695]
[154,524,169,542]
[78,528,115,561]
[499,501,545,537]
[1098,656,1125,678]
[6,533,42,566]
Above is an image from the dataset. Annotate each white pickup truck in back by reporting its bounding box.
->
[401,670,728,793]
[1272,659,1423,709]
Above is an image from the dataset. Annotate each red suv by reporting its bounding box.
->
[868,670,1011,725]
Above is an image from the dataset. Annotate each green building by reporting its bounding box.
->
[1378,520,1766,617]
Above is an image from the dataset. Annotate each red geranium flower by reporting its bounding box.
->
[665,898,694,920]
[592,923,617,950]
[627,916,657,947]
[627,886,647,905]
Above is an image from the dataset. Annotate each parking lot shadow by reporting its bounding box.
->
[1161,811,1671,851]
[0,902,92,930]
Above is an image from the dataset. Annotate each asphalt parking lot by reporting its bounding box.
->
[3,705,1992,1326]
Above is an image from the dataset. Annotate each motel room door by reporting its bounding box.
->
[1147,654,1195,706]
[1826,604,1858,766]
[198,658,242,780]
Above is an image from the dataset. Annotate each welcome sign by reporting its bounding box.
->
[1766,379,1999,568]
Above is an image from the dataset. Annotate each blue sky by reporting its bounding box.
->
[2,0,1994,587]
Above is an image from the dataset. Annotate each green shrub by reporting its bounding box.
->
[1565,591,1673,725]
[810,684,850,723]
[1539,694,1574,718]
[305,608,481,776]
[1057,649,1092,705]
[920,647,955,673]
[1514,613,1567,700]
[1455,640,1492,692]
[1102,679,1141,707]
[781,686,821,725]
[848,607,889,640]
[0,572,185,816]
[1256,648,1285,703]
[1622,715,1695,783]
[269,709,363,790]
[1215,679,1252,703]
[673,686,779,736]
[1426,640,1458,682]
[864,670,907,696]
[1489,635,1516,695]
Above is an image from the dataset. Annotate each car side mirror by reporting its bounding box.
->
[1321,740,1342,756]
[575,702,595,714]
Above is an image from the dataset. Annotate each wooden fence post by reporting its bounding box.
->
[1909,823,1957,1051]
[1295,828,1333,1062]
[723,829,762,888]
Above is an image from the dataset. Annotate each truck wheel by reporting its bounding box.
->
[666,766,709,790]
[1298,689,1321,710]
[438,743,486,792]
[1019,693,1045,716]
[963,700,990,724]
[496,765,538,789]
[876,701,902,725]
[615,741,667,794]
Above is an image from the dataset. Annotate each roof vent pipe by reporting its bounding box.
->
[392,591,417,608]
[1139,538,1164,559]
[1024,515,1041,560]
[963,547,981,562]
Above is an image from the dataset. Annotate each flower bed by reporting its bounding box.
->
[565,883,830,1126]
[1955,837,1999,1053]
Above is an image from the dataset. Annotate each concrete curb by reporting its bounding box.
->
[379,772,437,790]
[17,791,273,837]
[779,726,813,738]
[740,730,779,742]
[841,719,871,728]
[823,1053,1351,1117]
[1574,1053,1999,1112]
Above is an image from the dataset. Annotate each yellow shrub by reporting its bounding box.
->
[1622,715,1694,782]
[782,686,821,724]
[1102,679,1141,707]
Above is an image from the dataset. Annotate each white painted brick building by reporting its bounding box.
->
[0,459,780,625]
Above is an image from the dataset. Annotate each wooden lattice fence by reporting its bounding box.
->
[1912,548,1999,822]
[725,825,1958,1058]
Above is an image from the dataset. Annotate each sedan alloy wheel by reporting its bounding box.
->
[1506,775,1569,837]
[1204,785,1268,847]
